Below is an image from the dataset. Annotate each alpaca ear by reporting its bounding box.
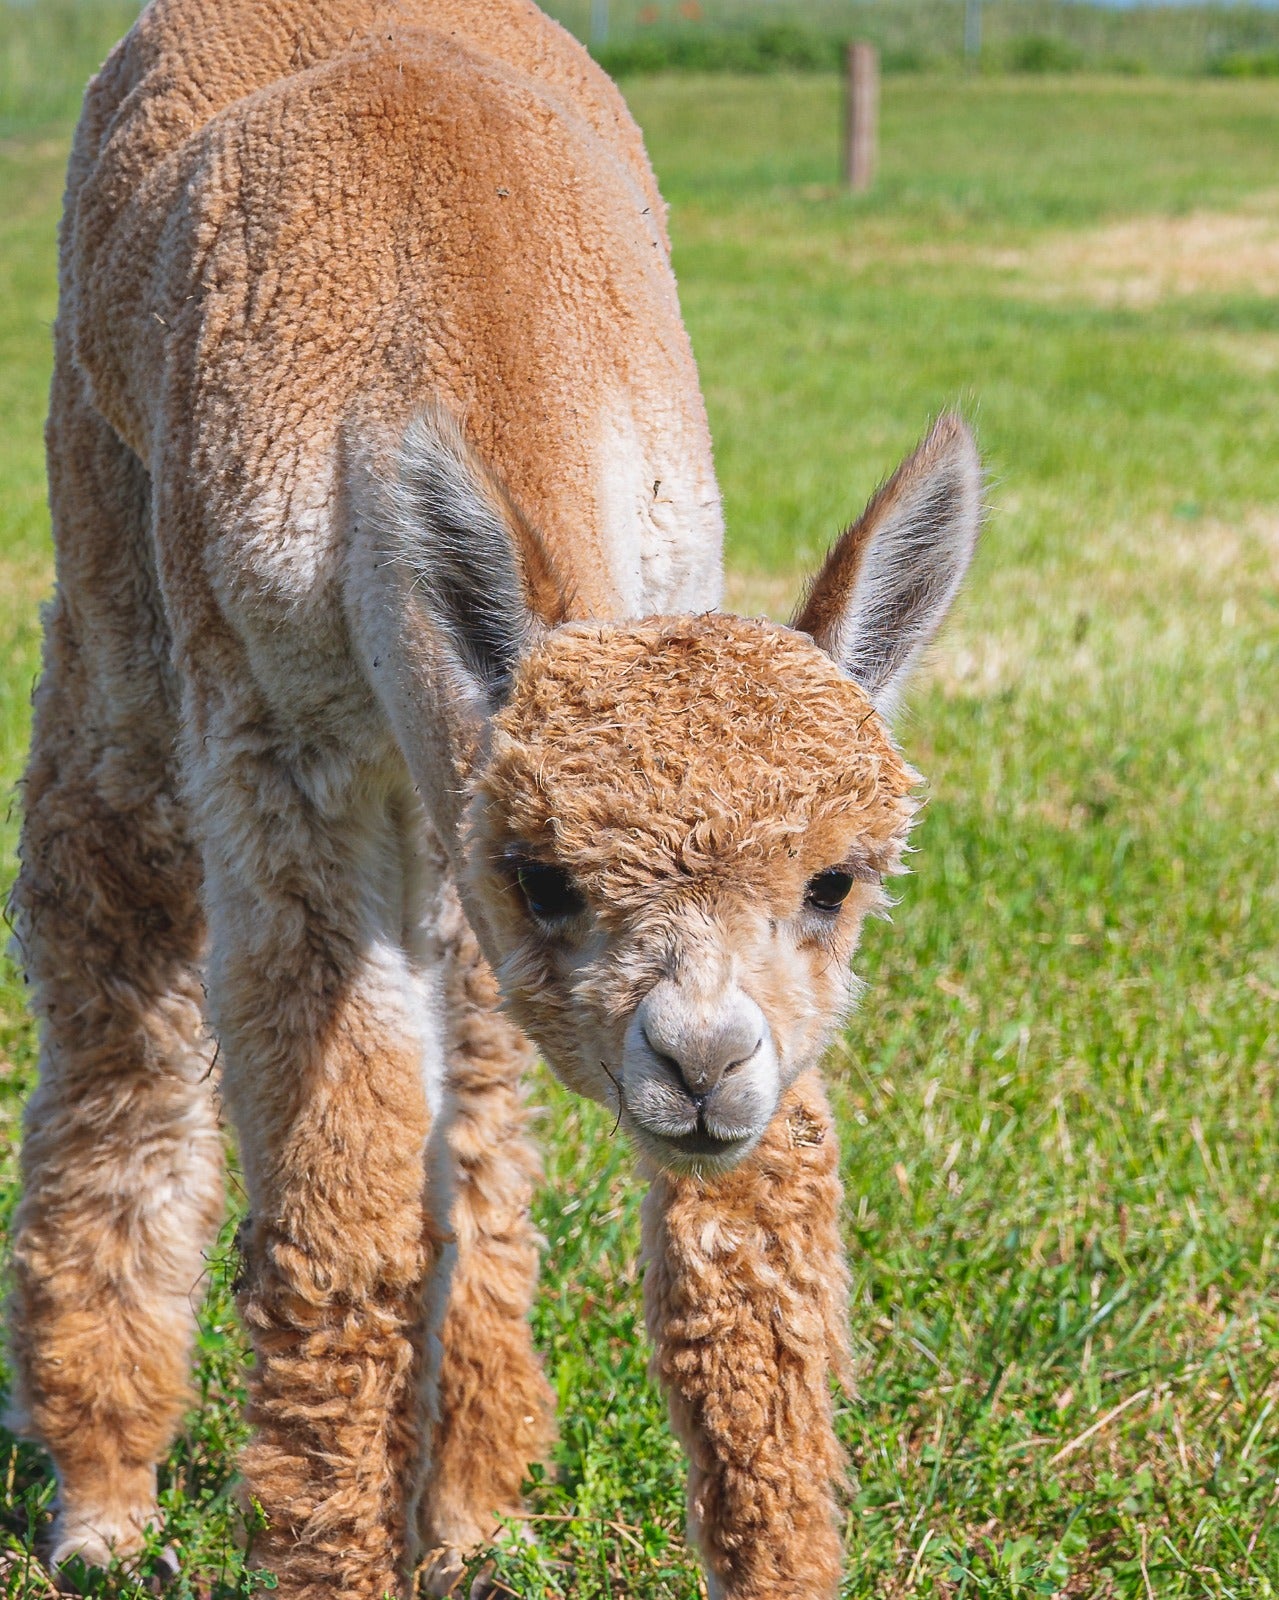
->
[386,403,571,715]
[345,404,572,851]
[792,414,982,718]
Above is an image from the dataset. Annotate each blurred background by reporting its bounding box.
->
[1,2,1277,1595]
[4,0,1279,120]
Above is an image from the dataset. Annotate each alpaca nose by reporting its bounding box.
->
[638,983,764,1099]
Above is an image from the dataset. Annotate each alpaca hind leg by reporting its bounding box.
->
[642,1071,850,1600]
[201,757,436,1599]
[416,902,555,1595]
[8,376,223,1573]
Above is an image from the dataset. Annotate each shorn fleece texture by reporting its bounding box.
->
[9,0,981,1595]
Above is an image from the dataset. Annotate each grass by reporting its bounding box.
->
[1,43,1278,1600]
[546,0,1279,78]
[0,1,139,137]
[5,0,1279,109]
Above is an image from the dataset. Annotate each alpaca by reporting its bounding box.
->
[7,1,982,1596]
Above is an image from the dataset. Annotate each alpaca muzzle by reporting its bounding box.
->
[620,982,780,1170]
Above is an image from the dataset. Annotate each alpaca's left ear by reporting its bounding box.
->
[792,414,982,718]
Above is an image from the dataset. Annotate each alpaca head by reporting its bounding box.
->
[382,408,981,1172]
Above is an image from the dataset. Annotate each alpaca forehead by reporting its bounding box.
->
[481,616,917,868]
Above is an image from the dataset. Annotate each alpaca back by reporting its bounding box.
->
[60,0,723,687]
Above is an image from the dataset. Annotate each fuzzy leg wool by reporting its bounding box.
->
[415,908,555,1591]
[199,758,437,1598]
[7,368,225,1570]
[236,1241,425,1596]
[643,1072,851,1600]
[226,1016,431,1600]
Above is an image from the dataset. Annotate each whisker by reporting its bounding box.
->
[599,1060,624,1138]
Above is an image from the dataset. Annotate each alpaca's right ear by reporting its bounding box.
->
[386,404,571,716]
[792,414,982,719]
[345,405,571,842]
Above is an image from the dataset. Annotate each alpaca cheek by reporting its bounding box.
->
[738,933,825,1074]
[497,938,637,1108]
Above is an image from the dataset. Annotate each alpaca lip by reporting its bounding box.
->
[612,1078,755,1160]
[660,1127,753,1159]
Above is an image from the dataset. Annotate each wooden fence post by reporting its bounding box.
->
[965,0,983,61]
[591,0,609,48]
[843,42,879,194]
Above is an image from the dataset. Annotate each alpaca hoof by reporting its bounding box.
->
[462,1562,512,1600]
[142,1544,182,1593]
[467,1565,510,1600]
[46,1507,161,1592]
[47,1528,117,1592]
[419,1546,466,1596]
[420,1548,514,1599]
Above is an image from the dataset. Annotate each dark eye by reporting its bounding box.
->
[515,861,586,924]
[804,869,856,914]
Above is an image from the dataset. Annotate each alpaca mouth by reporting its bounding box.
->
[661,1126,754,1160]
[619,1088,760,1168]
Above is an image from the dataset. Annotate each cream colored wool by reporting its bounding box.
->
[8,1,980,1595]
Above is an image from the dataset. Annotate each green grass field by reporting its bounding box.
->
[567,0,1279,79]
[2,48,1278,1600]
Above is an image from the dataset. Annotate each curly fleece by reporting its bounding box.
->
[644,1072,851,1599]
[478,615,917,910]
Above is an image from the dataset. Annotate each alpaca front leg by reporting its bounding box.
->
[221,955,432,1598]
[642,1071,850,1600]
[203,785,436,1599]
[10,778,221,1575]
[10,363,225,1577]
[416,907,555,1594]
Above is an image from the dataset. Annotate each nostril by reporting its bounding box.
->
[723,1037,763,1078]
[642,1027,715,1101]
[641,1028,681,1075]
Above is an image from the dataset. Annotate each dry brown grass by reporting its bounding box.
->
[772,191,1279,310]
[998,200,1279,308]
[0,553,53,609]
[928,530,1269,704]
[731,497,1277,712]
[721,568,798,620]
